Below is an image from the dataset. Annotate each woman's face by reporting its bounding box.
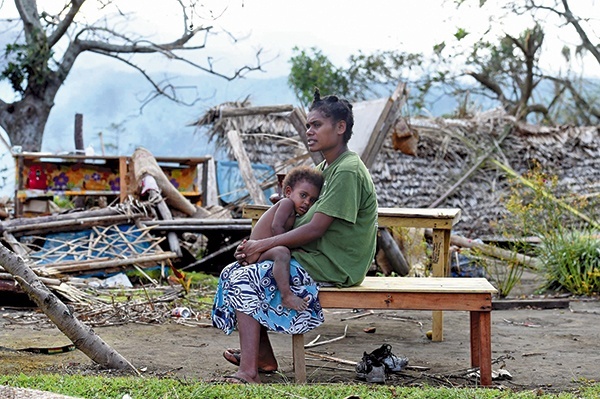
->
[305,110,345,153]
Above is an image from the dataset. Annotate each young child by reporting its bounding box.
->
[250,165,324,311]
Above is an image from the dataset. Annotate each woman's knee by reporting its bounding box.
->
[271,246,291,261]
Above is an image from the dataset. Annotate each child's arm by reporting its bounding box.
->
[270,198,296,235]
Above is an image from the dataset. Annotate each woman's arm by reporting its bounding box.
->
[235,212,334,264]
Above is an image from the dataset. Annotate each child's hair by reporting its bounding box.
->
[309,87,354,143]
[282,165,324,193]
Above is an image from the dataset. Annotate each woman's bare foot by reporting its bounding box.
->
[223,349,278,373]
[214,371,260,384]
[281,293,310,311]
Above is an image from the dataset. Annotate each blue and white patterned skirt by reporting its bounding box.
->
[212,258,324,335]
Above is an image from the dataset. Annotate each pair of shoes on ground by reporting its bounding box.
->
[355,344,409,383]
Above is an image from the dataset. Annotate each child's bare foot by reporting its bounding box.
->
[281,293,309,311]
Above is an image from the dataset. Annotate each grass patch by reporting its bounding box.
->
[0,374,598,399]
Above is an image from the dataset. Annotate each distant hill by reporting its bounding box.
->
[43,68,300,158]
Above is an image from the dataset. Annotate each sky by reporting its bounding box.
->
[2,0,599,85]
[106,0,600,79]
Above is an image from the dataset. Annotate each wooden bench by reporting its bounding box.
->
[295,276,497,385]
[242,205,497,386]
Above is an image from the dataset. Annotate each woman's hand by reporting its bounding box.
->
[234,239,261,265]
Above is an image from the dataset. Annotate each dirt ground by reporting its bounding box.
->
[1,270,599,394]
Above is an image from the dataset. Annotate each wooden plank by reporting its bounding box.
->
[492,298,570,310]
[320,277,497,294]
[378,207,461,228]
[217,105,294,118]
[377,228,409,276]
[226,130,268,205]
[119,156,128,203]
[318,291,493,311]
[245,204,462,229]
[362,82,409,169]
[144,218,251,226]
[350,98,389,157]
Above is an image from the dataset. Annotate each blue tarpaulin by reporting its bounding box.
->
[216,160,276,204]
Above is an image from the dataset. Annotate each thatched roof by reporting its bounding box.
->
[197,102,600,238]
[193,100,311,170]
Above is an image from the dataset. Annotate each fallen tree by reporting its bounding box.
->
[0,243,139,373]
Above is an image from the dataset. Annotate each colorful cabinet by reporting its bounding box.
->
[14,153,211,216]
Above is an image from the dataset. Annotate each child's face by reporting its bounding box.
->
[285,181,320,215]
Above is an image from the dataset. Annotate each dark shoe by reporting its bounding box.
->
[370,344,409,373]
[355,352,386,383]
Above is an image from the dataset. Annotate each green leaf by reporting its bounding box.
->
[454,28,469,41]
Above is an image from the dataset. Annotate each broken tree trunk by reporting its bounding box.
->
[131,147,197,216]
[0,243,138,373]
[377,228,410,276]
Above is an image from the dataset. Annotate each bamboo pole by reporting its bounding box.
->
[5,214,143,236]
[448,234,540,270]
[41,252,179,275]
[0,207,146,232]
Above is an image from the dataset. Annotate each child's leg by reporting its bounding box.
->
[266,246,309,311]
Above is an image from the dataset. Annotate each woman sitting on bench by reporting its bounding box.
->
[212,88,378,384]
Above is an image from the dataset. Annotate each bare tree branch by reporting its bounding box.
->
[1,0,265,151]
[47,0,85,47]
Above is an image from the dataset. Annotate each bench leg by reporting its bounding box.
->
[430,229,451,342]
[470,311,492,386]
[432,311,443,341]
[292,334,306,383]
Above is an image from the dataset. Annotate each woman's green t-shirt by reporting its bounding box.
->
[292,151,378,287]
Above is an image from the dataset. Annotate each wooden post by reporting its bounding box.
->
[226,130,267,205]
[292,334,307,383]
[74,113,84,153]
[431,228,449,342]
[119,156,128,203]
[204,157,219,206]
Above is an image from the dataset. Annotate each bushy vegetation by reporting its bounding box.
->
[503,164,600,296]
